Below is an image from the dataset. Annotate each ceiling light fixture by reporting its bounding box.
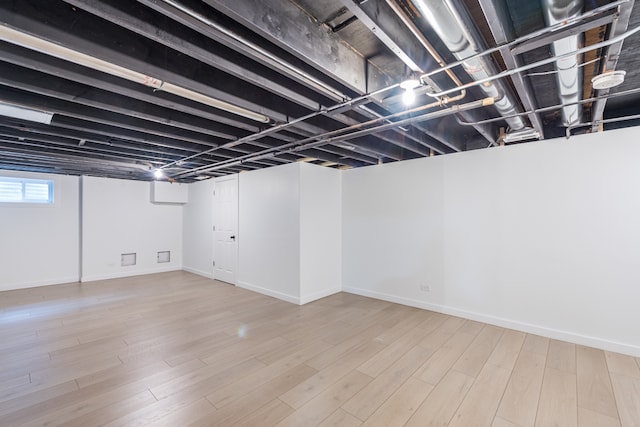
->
[0,24,270,123]
[400,78,421,105]
[592,70,626,90]
[153,169,163,179]
[0,101,53,124]
[503,127,541,143]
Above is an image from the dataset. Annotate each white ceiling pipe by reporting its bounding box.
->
[0,24,271,123]
[413,0,527,133]
[541,0,584,127]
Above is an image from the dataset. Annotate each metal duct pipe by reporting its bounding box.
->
[541,0,584,126]
[383,0,465,89]
[419,25,640,97]
[413,0,527,132]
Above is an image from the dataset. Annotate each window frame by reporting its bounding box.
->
[0,176,55,206]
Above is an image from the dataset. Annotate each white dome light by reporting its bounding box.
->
[400,79,421,106]
[592,70,626,90]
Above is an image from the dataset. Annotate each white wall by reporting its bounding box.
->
[151,181,188,203]
[0,170,80,291]
[5,127,639,357]
[81,176,183,281]
[237,162,343,304]
[299,162,342,303]
[343,127,640,356]
[238,163,301,302]
[183,179,215,278]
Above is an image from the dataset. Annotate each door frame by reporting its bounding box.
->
[212,175,238,284]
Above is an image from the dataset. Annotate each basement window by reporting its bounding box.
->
[0,177,54,204]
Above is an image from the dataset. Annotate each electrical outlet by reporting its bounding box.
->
[420,284,431,292]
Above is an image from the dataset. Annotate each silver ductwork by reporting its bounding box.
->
[541,0,583,126]
[413,0,528,133]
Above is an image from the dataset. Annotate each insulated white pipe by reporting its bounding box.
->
[0,24,271,123]
[413,0,527,132]
[420,26,640,98]
[541,0,584,126]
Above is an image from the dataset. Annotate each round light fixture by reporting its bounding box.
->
[153,169,163,179]
[402,89,416,105]
[592,70,626,90]
[400,78,421,90]
[400,78,421,106]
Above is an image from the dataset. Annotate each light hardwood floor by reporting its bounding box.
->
[1,271,639,426]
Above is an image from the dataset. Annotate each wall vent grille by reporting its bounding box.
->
[157,251,170,263]
[121,253,136,266]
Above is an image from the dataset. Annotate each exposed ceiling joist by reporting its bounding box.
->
[201,0,391,94]
[477,0,544,139]
[0,0,637,181]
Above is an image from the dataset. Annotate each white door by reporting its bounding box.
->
[213,175,238,284]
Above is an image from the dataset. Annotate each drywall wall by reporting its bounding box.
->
[299,162,342,304]
[182,179,215,278]
[0,170,80,291]
[238,162,301,302]
[5,127,638,357]
[82,176,183,281]
[343,156,445,302]
[151,181,188,204]
[343,127,640,356]
[237,162,342,304]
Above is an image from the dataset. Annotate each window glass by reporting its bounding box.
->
[0,177,54,203]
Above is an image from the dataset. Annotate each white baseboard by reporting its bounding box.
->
[81,265,182,283]
[237,281,300,304]
[343,286,640,358]
[0,275,80,292]
[182,266,212,279]
[299,287,341,305]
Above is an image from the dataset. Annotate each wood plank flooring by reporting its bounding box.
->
[1,271,638,426]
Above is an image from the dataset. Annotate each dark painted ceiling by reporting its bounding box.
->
[0,0,638,181]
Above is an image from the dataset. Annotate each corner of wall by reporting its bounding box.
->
[237,280,301,305]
